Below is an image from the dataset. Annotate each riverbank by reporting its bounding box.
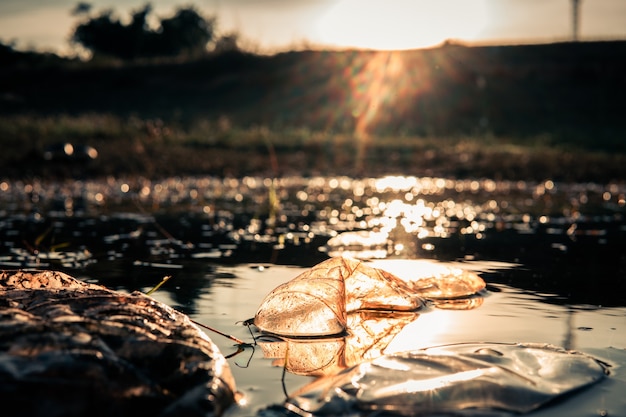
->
[2,41,625,182]
[1,114,625,182]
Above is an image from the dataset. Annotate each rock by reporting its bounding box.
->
[0,270,237,417]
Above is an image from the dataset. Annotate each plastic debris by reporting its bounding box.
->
[253,257,485,337]
[253,257,424,337]
[285,342,609,416]
[258,311,418,376]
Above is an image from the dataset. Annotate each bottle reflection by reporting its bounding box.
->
[257,297,484,377]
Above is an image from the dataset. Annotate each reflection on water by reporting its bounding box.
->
[1,175,624,307]
[0,175,625,414]
[258,311,418,377]
[140,260,625,417]
[285,342,611,416]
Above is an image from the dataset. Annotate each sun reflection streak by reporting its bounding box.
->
[351,52,406,135]
[316,175,563,258]
[345,52,431,171]
[2,174,622,268]
[374,367,486,396]
[386,310,454,352]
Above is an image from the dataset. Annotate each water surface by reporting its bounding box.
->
[0,175,625,415]
[141,260,626,416]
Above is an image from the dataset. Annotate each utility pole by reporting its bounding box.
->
[571,0,582,41]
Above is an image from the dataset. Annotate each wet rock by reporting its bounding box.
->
[0,270,237,417]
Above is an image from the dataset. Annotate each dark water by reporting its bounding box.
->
[1,175,625,415]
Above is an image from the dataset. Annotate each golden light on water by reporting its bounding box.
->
[366,176,484,239]
[371,258,487,351]
[386,306,454,351]
[317,174,619,260]
[3,174,622,263]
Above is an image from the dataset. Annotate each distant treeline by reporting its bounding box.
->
[70,3,233,60]
[2,40,625,153]
[1,3,237,64]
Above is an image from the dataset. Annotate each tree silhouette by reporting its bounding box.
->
[71,3,215,60]
[71,2,92,16]
[159,7,215,56]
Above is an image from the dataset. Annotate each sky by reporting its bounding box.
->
[1,0,625,55]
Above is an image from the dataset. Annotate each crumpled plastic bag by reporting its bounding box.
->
[253,257,485,337]
[284,342,610,416]
[258,311,418,376]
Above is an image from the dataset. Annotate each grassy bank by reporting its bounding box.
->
[2,41,625,182]
[2,114,625,183]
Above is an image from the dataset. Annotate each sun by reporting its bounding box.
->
[315,0,488,50]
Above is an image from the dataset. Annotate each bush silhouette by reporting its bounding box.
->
[71,3,215,60]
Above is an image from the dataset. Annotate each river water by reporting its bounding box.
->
[1,175,625,416]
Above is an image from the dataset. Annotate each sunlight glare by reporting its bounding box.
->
[386,309,453,351]
[369,259,460,282]
[315,0,489,50]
